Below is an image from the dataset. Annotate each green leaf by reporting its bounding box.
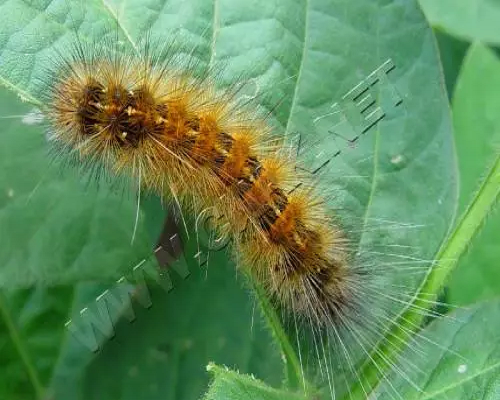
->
[451,44,500,215]
[0,254,283,400]
[373,299,500,399]
[446,44,500,306]
[419,0,500,45]
[49,248,283,400]
[203,363,306,400]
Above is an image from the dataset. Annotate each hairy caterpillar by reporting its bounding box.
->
[0,1,458,399]
[47,33,360,330]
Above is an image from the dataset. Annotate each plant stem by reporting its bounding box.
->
[248,276,309,394]
[348,153,499,399]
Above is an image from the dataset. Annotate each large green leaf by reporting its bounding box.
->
[44,246,283,400]
[373,299,500,400]
[446,44,500,306]
[0,0,459,399]
[0,249,283,400]
[419,0,500,45]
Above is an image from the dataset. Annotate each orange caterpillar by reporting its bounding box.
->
[45,36,365,328]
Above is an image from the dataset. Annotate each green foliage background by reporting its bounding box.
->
[0,1,498,399]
